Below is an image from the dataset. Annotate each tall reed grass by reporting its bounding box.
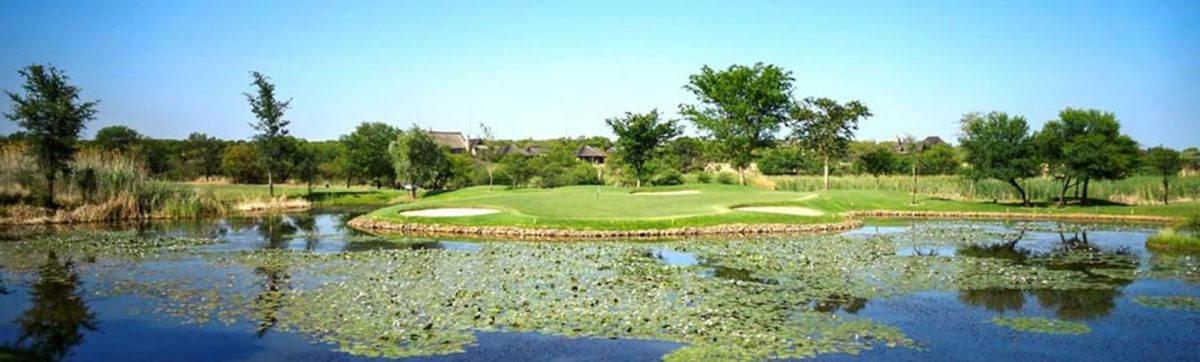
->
[0,145,230,223]
[769,175,1200,205]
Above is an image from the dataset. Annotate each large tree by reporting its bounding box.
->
[184,133,225,181]
[3,64,99,207]
[93,125,142,153]
[292,140,319,195]
[1183,147,1200,176]
[222,142,263,184]
[959,112,1038,206]
[606,109,681,187]
[339,122,400,188]
[1145,146,1183,205]
[1037,108,1139,205]
[245,71,291,197]
[390,126,446,199]
[790,97,872,190]
[680,63,793,185]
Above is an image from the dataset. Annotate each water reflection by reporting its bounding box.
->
[252,260,290,338]
[956,230,1136,320]
[3,252,98,361]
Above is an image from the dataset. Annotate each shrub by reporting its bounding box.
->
[716,172,738,185]
[695,172,713,184]
[654,169,684,186]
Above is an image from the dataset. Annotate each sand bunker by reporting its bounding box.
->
[734,206,824,216]
[400,208,499,217]
[632,190,701,196]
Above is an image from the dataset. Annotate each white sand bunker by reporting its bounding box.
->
[400,208,498,217]
[632,190,701,196]
[735,206,824,216]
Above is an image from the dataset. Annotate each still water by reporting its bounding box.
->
[0,210,1197,361]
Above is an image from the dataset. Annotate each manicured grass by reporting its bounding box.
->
[367,184,837,230]
[361,185,1200,231]
[182,183,410,206]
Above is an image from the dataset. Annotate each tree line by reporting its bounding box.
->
[5,63,1200,207]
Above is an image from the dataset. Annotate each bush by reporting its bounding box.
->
[757,147,817,175]
[654,169,684,186]
[695,172,713,184]
[716,172,738,185]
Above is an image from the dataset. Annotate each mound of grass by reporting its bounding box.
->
[1146,215,1200,251]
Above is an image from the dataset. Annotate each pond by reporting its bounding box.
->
[1,210,1198,361]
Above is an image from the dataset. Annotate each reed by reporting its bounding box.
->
[769,175,1200,205]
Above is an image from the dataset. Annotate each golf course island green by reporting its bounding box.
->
[348,184,1200,239]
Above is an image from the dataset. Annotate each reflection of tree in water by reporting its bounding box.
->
[956,229,1136,320]
[4,252,99,361]
[810,294,868,314]
[252,258,290,338]
[292,214,320,251]
[256,215,299,249]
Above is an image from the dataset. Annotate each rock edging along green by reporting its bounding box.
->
[346,216,862,239]
[843,210,1178,223]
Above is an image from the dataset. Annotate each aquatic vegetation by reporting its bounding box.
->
[1131,296,1200,312]
[1146,217,1200,251]
[990,317,1091,334]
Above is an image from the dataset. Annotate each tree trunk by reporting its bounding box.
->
[1008,178,1029,207]
[738,167,746,186]
[911,163,917,205]
[822,156,830,191]
[487,168,494,191]
[1057,177,1073,208]
[1163,177,1170,205]
[1080,178,1090,206]
[268,172,275,197]
[44,172,56,209]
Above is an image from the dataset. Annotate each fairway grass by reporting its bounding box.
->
[356,185,1200,233]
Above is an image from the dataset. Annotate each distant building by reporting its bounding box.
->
[576,145,607,164]
[498,144,530,157]
[893,135,948,153]
[921,136,946,151]
[525,145,546,156]
[428,131,473,155]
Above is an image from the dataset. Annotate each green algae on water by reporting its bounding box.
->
[991,317,1091,334]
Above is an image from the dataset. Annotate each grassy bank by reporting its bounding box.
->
[1146,216,1200,251]
[769,175,1200,205]
[357,184,1200,233]
[187,183,409,206]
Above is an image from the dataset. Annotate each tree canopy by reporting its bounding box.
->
[1037,108,1139,205]
[680,63,793,185]
[94,125,142,153]
[959,112,1038,206]
[390,127,446,198]
[340,122,400,188]
[606,109,681,187]
[1145,146,1183,204]
[789,97,872,190]
[245,71,291,197]
[3,64,99,207]
[184,133,224,181]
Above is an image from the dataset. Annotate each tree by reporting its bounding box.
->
[222,143,263,184]
[93,125,142,153]
[790,97,872,190]
[666,137,712,173]
[292,140,319,195]
[1179,147,1199,176]
[339,122,400,188]
[475,123,504,190]
[244,71,291,197]
[184,133,224,181]
[680,63,793,185]
[959,112,1038,206]
[606,110,681,187]
[1145,146,1183,205]
[1037,108,1139,205]
[390,127,446,199]
[3,64,99,207]
[919,143,961,175]
[857,146,897,178]
[757,146,816,175]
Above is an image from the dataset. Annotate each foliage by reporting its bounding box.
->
[680,63,793,185]
[654,168,685,186]
[340,122,400,188]
[856,146,898,177]
[93,125,142,152]
[3,64,99,207]
[1131,296,1200,312]
[390,126,447,198]
[606,110,681,187]
[666,137,712,173]
[244,71,291,196]
[1037,108,1140,205]
[715,172,738,185]
[756,146,816,175]
[183,133,225,181]
[959,112,1038,206]
[789,97,872,189]
[1146,146,1183,204]
[221,143,263,184]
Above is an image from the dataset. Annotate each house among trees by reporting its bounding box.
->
[893,135,947,153]
[576,145,607,164]
[498,144,530,157]
[429,131,474,155]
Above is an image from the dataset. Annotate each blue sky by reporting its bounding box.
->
[1,0,1197,148]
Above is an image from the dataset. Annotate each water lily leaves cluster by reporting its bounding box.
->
[1131,296,1200,312]
[990,317,1091,334]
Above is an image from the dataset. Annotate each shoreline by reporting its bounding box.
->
[347,209,1183,240]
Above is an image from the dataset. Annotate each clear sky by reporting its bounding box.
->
[1,0,1197,147]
